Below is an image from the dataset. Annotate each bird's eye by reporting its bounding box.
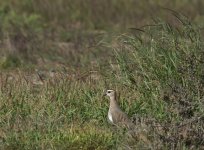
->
[107,91,111,93]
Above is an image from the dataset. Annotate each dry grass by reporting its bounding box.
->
[1,0,204,149]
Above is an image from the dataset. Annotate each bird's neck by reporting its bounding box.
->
[109,96,119,109]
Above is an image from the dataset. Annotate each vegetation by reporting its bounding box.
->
[0,0,204,149]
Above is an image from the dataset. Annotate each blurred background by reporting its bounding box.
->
[0,0,204,70]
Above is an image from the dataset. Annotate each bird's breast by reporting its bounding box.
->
[108,111,113,123]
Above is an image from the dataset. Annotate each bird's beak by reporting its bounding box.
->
[103,93,107,97]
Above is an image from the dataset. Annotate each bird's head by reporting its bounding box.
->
[104,89,116,98]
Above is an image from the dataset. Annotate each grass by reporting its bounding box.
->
[0,0,204,149]
[0,73,116,149]
[110,14,204,148]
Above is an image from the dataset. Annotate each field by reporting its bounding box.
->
[0,0,204,149]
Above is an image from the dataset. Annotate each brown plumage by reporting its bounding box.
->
[105,90,134,128]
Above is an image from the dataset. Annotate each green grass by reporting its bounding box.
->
[0,0,204,149]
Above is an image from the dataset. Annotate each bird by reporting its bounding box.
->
[104,89,134,128]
